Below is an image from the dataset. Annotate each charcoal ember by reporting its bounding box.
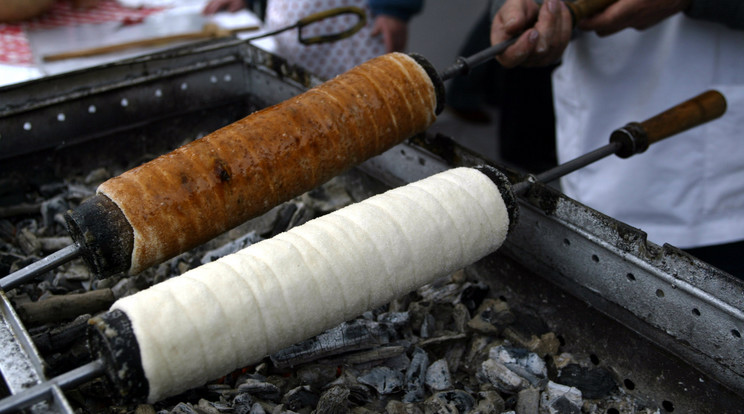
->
[458,281,490,312]
[450,303,470,334]
[420,313,436,338]
[357,366,404,395]
[314,385,349,414]
[303,178,353,214]
[540,381,582,414]
[335,345,408,369]
[39,182,67,198]
[416,276,462,304]
[59,262,91,282]
[402,347,429,403]
[385,400,423,414]
[0,219,16,241]
[473,388,505,414]
[135,404,157,414]
[516,386,540,414]
[502,327,560,359]
[325,370,375,406]
[271,319,398,368]
[197,398,232,413]
[282,385,319,411]
[467,298,514,336]
[249,402,267,414]
[65,184,95,203]
[407,301,433,336]
[41,195,68,229]
[17,227,41,256]
[200,231,261,264]
[555,364,617,399]
[424,390,475,414]
[424,359,452,392]
[376,311,411,327]
[170,402,199,414]
[237,379,282,402]
[0,251,24,276]
[296,365,338,390]
[478,358,528,394]
[490,346,547,386]
[84,167,111,185]
[38,236,73,253]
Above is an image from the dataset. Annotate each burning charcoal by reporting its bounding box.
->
[555,364,617,399]
[416,277,461,304]
[200,231,261,264]
[478,358,528,394]
[171,402,199,414]
[490,346,547,386]
[32,313,89,354]
[39,182,67,198]
[377,311,411,327]
[197,398,232,414]
[357,366,404,395]
[473,388,505,414]
[425,359,452,392]
[17,227,41,256]
[296,365,338,390]
[502,328,560,359]
[135,404,156,414]
[60,263,91,282]
[0,251,24,277]
[420,313,436,338]
[0,203,40,219]
[271,319,396,368]
[237,379,282,402]
[407,301,432,335]
[41,196,68,229]
[515,387,539,414]
[304,178,353,214]
[16,289,114,326]
[552,353,576,370]
[315,386,349,414]
[39,236,73,253]
[326,371,374,406]
[84,167,111,185]
[282,385,319,411]
[467,298,515,336]
[338,346,408,368]
[0,219,15,241]
[424,390,475,414]
[402,347,428,403]
[249,403,267,414]
[384,400,423,414]
[540,381,582,414]
[65,184,95,202]
[458,281,489,312]
[450,303,470,334]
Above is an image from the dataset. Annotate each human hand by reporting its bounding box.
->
[203,0,246,15]
[578,0,692,36]
[371,15,408,53]
[490,0,572,68]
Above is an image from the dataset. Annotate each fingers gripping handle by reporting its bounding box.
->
[610,90,727,158]
[565,0,617,24]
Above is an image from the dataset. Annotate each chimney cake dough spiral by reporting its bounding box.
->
[107,167,512,403]
[94,52,438,275]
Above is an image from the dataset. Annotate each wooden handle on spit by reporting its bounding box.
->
[565,0,617,24]
[640,90,727,145]
[611,90,727,158]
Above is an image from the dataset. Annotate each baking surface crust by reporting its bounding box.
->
[111,167,510,403]
[97,53,437,275]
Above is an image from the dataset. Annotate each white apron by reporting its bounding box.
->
[553,15,744,248]
[266,0,385,79]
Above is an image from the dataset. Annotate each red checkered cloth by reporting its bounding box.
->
[0,0,163,65]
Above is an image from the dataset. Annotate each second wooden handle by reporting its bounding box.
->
[640,90,727,145]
